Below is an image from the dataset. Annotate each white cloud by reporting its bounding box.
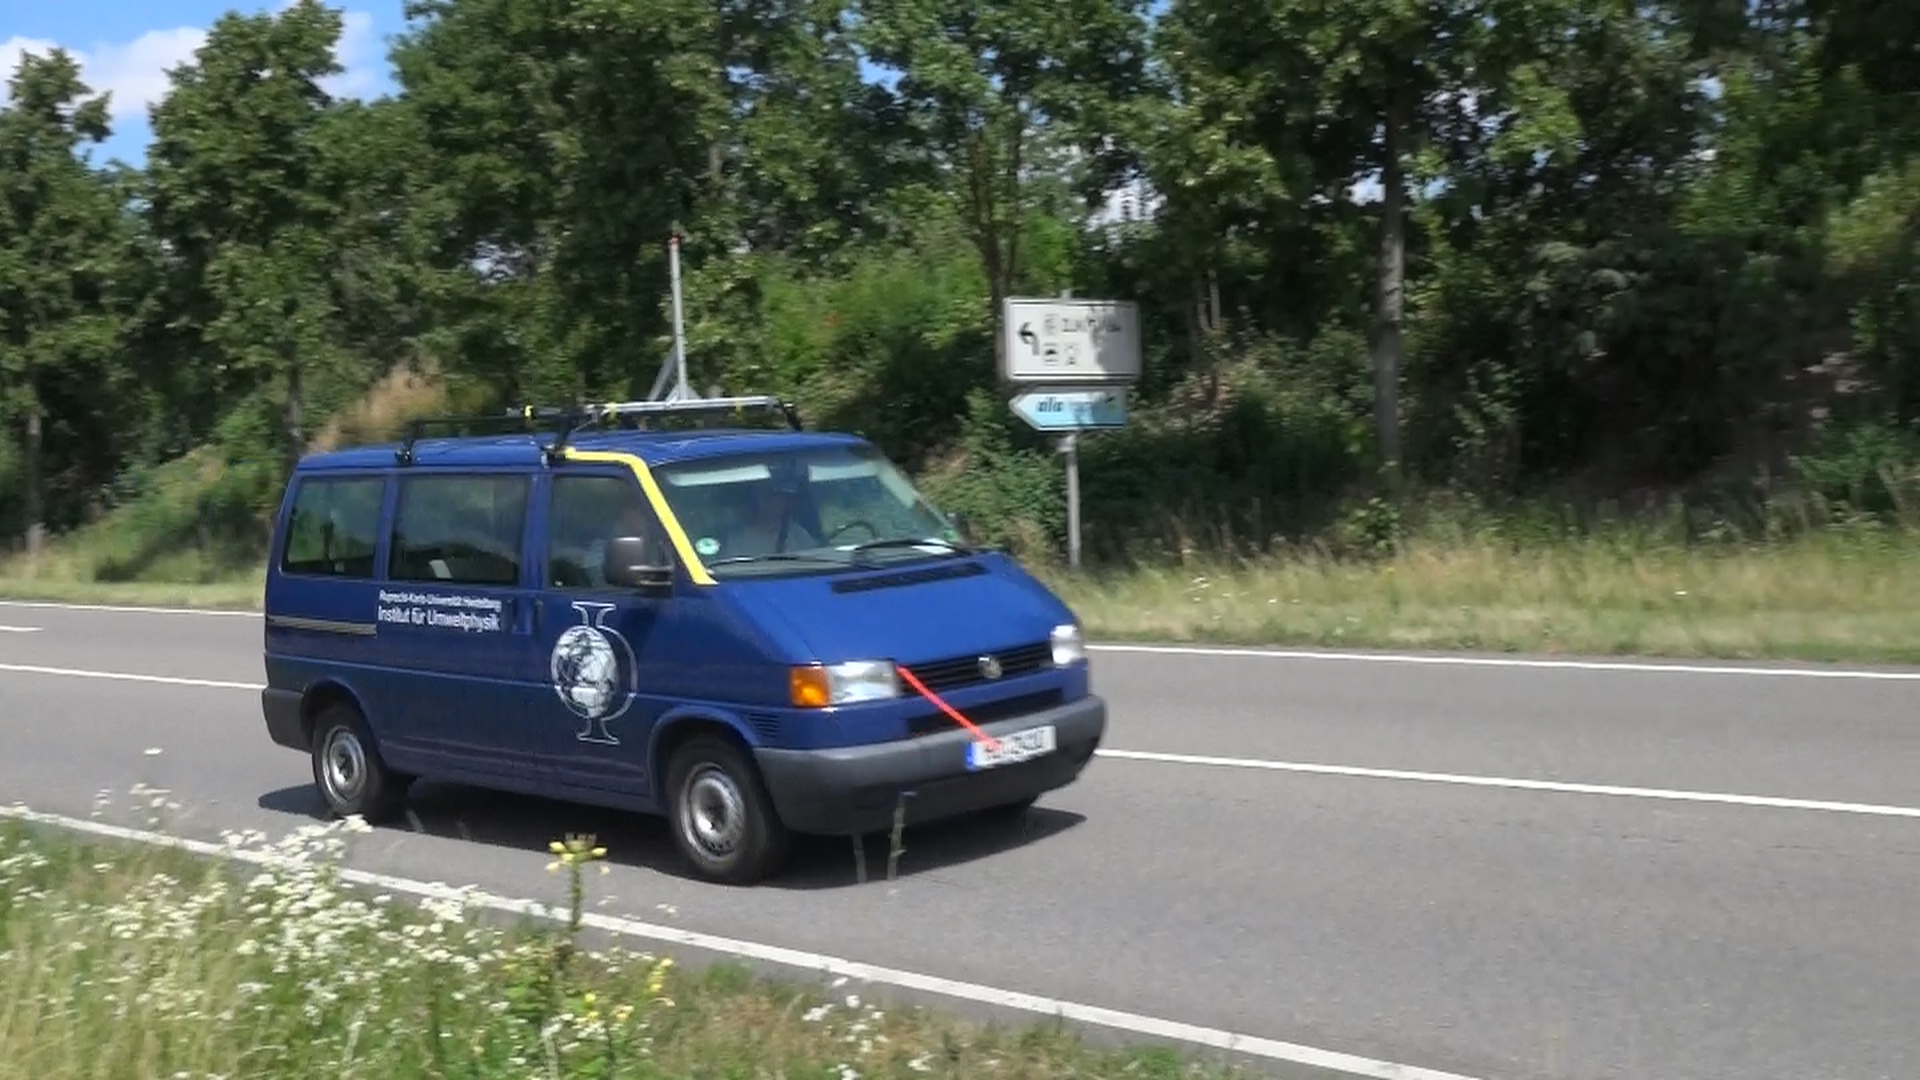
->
[2,28,205,123]
[322,10,382,99]
[1,8,384,126]
[1,36,60,95]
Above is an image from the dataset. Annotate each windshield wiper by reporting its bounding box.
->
[703,552,845,568]
[848,536,975,560]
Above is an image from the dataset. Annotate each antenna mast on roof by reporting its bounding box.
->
[647,226,696,403]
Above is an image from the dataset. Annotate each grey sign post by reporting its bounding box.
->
[1001,295,1142,570]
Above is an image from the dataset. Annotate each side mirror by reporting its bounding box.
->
[604,535,674,595]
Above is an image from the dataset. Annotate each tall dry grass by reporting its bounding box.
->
[1044,525,1920,662]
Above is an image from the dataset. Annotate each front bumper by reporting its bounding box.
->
[753,693,1106,835]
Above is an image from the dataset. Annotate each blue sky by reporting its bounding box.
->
[2,0,405,166]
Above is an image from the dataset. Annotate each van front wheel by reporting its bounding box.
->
[310,703,408,825]
[665,736,789,885]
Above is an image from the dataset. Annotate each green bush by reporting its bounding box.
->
[920,387,1066,556]
[1788,417,1920,521]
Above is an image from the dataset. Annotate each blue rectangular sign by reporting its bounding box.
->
[1010,387,1129,432]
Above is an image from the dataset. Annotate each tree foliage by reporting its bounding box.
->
[0,49,134,547]
[1,0,1917,561]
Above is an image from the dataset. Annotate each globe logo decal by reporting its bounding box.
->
[550,601,635,745]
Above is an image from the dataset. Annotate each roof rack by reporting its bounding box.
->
[546,395,803,460]
[394,394,804,466]
[393,412,546,466]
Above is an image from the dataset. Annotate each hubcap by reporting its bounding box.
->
[680,765,747,859]
[321,728,367,805]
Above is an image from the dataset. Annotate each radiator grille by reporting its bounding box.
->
[904,640,1050,693]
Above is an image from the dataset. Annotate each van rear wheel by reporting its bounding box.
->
[665,735,790,885]
[310,702,408,824]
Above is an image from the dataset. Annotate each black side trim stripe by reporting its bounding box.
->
[267,614,378,636]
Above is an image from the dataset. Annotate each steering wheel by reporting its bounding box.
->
[825,519,880,544]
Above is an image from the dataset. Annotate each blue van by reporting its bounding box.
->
[259,396,1105,883]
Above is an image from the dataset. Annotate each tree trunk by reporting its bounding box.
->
[1186,277,1203,376]
[965,133,1010,387]
[1372,95,1408,489]
[285,355,306,480]
[23,404,45,556]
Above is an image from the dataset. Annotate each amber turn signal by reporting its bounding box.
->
[789,665,831,708]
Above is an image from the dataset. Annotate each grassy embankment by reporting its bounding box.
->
[0,814,1243,1080]
[2,391,1916,664]
[1042,524,1920,664]
[6,495,1917,664]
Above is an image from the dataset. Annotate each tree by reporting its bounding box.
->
[0,49,132,550]
[854,0,1154,373]
[1163,0,1602,487]
[145,0,363,480]
[392,0,731,406]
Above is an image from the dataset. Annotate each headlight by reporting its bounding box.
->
[789,660,900,708]
[1050,623,1085,667]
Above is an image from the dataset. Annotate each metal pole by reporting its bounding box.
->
[668,230,689,400]
[1063,431,1081,571]
[1059,287,1079,570]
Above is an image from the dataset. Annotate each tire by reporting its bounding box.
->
[310,701,409,824]
[665,734,790,885]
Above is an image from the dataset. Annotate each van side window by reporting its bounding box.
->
[548,473,657,589]
[280,476,385,578]
[389,474,529,586]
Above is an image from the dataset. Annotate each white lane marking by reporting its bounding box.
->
[1091,643,1920,680]
[0,599,258,617]
[8,597,1919,680]
[1100,749,1920,820]
[6,660,1919,821]
[0,662,260,692]
[0,625,41,633]
[0,804,1483,1080]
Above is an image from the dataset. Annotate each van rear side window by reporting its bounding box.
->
[280,476,385,578]
[389,474,530,586]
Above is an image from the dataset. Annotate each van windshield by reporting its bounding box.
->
[651,443,967,577]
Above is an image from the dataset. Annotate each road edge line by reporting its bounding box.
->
[1098,749,1920,819]
[0,598,261,617]
[10,662,1920,821]
[1088,643,1920,680]
[8,597,1917,679]
[0,803,1484,1080]
[0,661,261,690]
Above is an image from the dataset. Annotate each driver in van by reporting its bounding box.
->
[729,478,817,556]
[580,499,650,587]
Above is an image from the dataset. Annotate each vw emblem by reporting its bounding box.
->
[977,654,1004,680]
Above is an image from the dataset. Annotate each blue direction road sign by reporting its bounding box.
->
[1010,387,1128,432]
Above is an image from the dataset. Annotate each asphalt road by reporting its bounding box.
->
[3,600,1919,1080]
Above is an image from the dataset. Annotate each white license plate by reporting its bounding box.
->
[967,725,1056,770]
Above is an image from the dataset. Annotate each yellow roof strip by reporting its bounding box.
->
[559,447,717,587]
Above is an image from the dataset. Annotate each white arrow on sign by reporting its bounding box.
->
[1009,387,1129,432]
